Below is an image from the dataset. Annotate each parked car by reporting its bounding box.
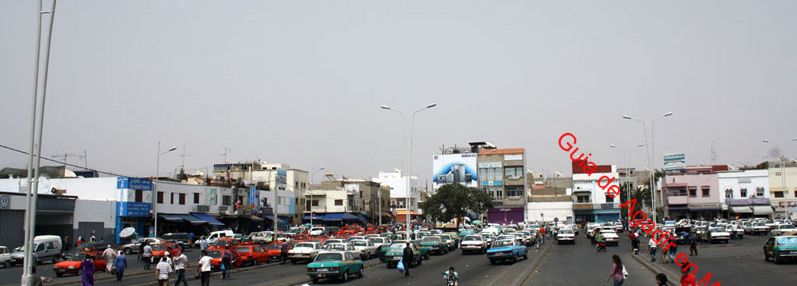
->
[207,249,238,271]
[748,222,770,235]
[52,252,106,277]
[368,237,391,262]
[309,227,325,236]
[487,239,528,265]
[248,231,274,244]
[150,242,181,259]
[763,236,797,264]
[707,227,731,244]
[349,239,377,260]
[323,243,358,257]
[322,239,346,247]
[306,251,364,283]
[266,242,291,262]
[233,243,271,267]
[770,224,797,237]
[121,237,162,254]
[383,242,422,268]
[694,226,710,242]
[724,224,744,239]
[0,246,11,268]
[556,228,576,244]
[11,235,63,265]
[289,242,322,264]
[460,235,488,254]
[161,233,192,249]
[419,236,448,255]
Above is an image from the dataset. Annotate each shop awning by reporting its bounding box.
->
[262,214,286,224]
[342,213,360,221]
[178,214,208,224]
[731,206,753,214]
[753,206,774,215]
[395,210,422,216]
[191,213,225,226]
[323,213,344,221]
[159,214,185,222]
[302,214,325,220]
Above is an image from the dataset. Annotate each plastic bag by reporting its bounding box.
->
[397,259,405,273]
[622,266,629,278]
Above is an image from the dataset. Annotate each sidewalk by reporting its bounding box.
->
[629,248,684,286]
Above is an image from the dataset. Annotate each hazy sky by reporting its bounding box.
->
[1,0,795,181]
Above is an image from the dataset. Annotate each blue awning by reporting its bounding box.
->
[159,214,185,222]
[263,214,286,224]
[342,213,360,220]
[303,214,325,220]
[178,214,207,224]
[323,213,344,221]
[191,213,225,226]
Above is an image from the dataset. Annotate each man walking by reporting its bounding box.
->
[689,232,698,256]
[280,243,289,264]
[402,242,413,278]
[142,243,153,270]
[102,245,117,273]
[648,236,658,263]
[197,250,212,286]
[115,250,127,281]
[173,248,189,286]
[199,236,208,252]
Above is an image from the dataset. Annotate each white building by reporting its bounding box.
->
[572,164,621,223]
[372,170,421,212]
[718,169,772,218]
[526,202,574,224]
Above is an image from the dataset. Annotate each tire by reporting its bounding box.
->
[358,267,364,278]
[417,258,423,266]
[764,252,769,262]
[513,254,518,263]
[489,259,496,265]
[774,256,783,264]
[291,259,296,265]
[342,270,349,281]
[524,253,528,260]
[56,272,63,277]
[252,258,257,266]
[312,277,319,283]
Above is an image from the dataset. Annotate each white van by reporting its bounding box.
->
[10,235,63,265]
[207,230,234,243]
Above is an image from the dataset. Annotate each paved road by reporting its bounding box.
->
[636,234,797,285]
[525,233,658,285]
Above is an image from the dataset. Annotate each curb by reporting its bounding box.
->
[630,250,679,286]
[515,240,554,286]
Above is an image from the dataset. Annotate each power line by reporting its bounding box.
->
[0,143,125,177]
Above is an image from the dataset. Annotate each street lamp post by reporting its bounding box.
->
[380,103,437,239]
[154,142,177,237]
[309,167,325,226]
[623,112,673,224]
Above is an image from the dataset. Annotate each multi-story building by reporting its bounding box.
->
[478,148,527,224]
[767,161,797,219]
[526,172,573,224]
[373,170,421,222]
[660,166,727,220]
[305,177,389,224]
[718,169,772,218]
[571,163,620,224]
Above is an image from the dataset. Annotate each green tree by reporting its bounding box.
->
[421,184,493,229]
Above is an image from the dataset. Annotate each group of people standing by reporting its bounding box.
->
[78,245,128,286]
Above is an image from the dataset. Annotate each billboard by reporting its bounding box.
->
[432,153,478,189]
[663,153,686,171]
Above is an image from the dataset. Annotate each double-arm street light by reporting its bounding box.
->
[610,143,644,229]
[153,142,178,237]
[309,167,325,226]
[380,103,437,238]
[622,112,673,223]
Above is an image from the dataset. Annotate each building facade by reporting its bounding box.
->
[373,170,421,217]
[660,166,725,220]
[718,169,773,218]
[479,148,527,224]
[768,163,797,219]
[571,163,620,224]
[526,172,573,224]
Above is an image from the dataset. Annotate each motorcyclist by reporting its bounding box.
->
[596,232,606,251]
[442,266,458,286]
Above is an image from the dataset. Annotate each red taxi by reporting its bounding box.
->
[233,243,271,267]
[265,242,291,262]
[207,249,239,271]
[150,242,181,259]
[53,252,106,277]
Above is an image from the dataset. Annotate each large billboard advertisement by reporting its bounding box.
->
[432,153,478,190]
[663,153,686,171]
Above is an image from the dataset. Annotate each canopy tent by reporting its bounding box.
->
[731,206,753,214]
[753,206,774,215]
[191,212,225,226]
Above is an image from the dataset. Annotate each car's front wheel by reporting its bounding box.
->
[358,267,364,278]
[341,270,349,281]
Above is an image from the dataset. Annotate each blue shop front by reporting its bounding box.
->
[115,177,153,243]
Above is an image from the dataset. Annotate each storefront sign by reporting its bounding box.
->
[117,201,151,217]
[117,177,153,190]
[0,195,10,209]
[503,154,523,161]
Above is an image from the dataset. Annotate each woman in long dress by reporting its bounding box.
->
[81,254,95,286]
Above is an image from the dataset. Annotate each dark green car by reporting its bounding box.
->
[764,236,797,264]
[411,240,431,260]
[306,251,364,283]
[384,242,423,268]
[420,236,448,255]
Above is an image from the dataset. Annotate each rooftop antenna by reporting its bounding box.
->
[710,140,717,165]
[179,142,189,170]
[51,152,86,169]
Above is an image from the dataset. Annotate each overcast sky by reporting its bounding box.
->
[1,0,795,181]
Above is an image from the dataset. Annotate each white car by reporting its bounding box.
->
[288,242,321,264]
[599,229,619,246]
[750,222,770,235]
[0,246,11,268]
[309,227,326,236]
[349,239,377,260]
[322,239,346,247]
[770,224,797,236]
[460,235,488,254]
[323,242,358,257]
[708,227,731,244]
[347,236,367,242]
[556,228,576,244]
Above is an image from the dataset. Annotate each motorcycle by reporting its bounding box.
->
[442,271,459,286]
[596,242,607,252]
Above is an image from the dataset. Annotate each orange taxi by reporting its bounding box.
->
[53,252,106,277]
[233,243,271,267]
[207,249,239,271]
[150,242,181,259]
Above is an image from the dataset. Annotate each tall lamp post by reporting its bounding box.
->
[309,167,325,226]
[610,143,644,229]
[380,103,437,239]
[154,142,177,237]
[622,112,673,223]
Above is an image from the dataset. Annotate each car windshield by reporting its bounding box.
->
[780,225,795,229]
[368,238,384,244]
[351,241,367,246]
[236,247,250,253]
[709,227,723,232]
[207,251,223,258]
[421,237,441,242]
[776,237,797,245]
[463,236,481,241]
[296,243,315,248]
[314,253,343,262]
[150,244,166,250]
[559,229,573,235]
[753,223,765,226]
[493,240,513,247]
[600,230,614,234]
[389,243,406,249]
[325,244,347,251]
